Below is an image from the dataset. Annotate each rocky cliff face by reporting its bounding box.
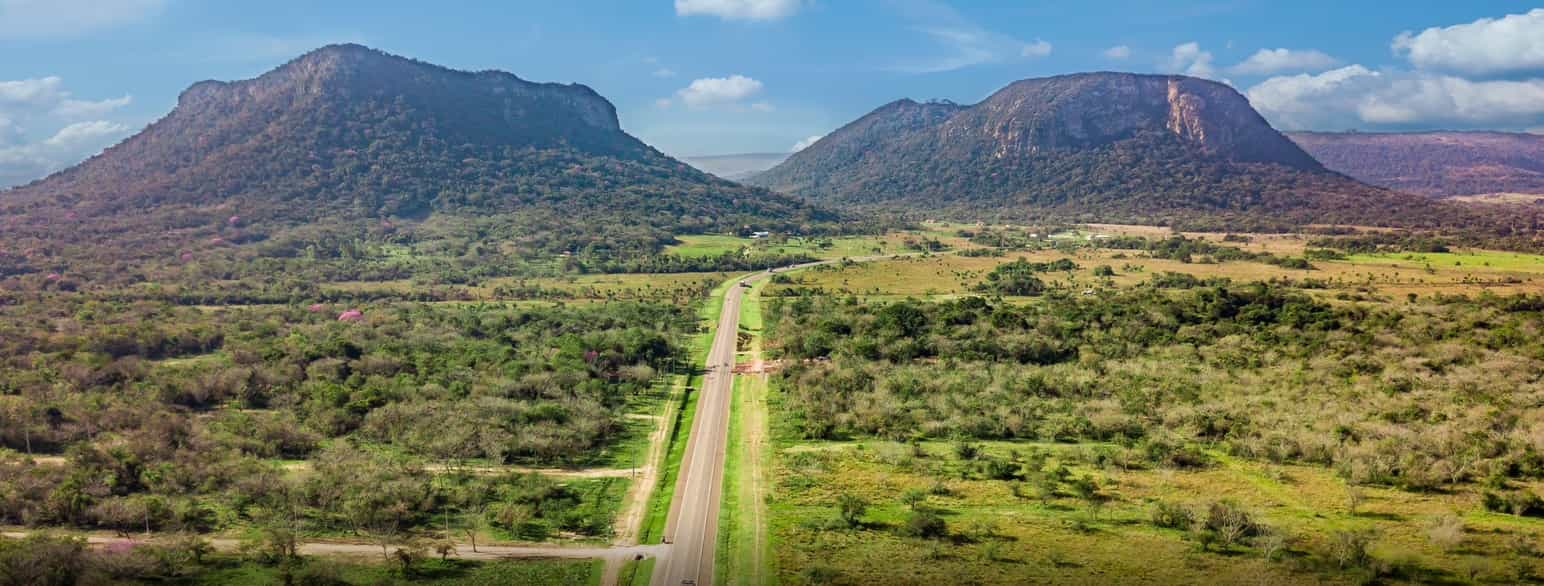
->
[934,73,1321,168]
[748,72,1419,226]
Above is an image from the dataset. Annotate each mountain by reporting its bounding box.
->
[0,44,831,277]
[1287,131,1544,198]
[748,72,1443,229]
[681,152,790,180]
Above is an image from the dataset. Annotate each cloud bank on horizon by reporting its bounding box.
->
[1239,8,1544,132]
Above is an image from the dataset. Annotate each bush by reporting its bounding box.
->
[1151,501,1194,530]
[900,509,948,539]
[1483,490,1544,517]
[1329,529,1376,569]
[836,493,868,528]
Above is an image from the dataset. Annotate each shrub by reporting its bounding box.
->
[1203,500,1260,548]
[1483,490,1544,517]
[1329,529,1376,569]
[900,509,948,540]
[1151,501,1194,530]
[1427,514,1465,552]
[836,493,868,528]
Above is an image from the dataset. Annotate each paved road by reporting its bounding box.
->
[651,258,891,586]
[652,272,753,586]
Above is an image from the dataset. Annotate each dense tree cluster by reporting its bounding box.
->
[765,287,1544,489]
[0,299,690,536]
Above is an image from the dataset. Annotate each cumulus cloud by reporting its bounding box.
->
[0,0,166,40]
[1392,8,1544,76]
[673,75,765,109]
[0,76,134,188]
[1165,42,1218,79]
[1021,39,1053,58]
[1228,48,1339,75]
[1102,45,1131,59]
[1245,65,1544,130]
[790,134,823,152]
[52,95,133,119]
[0,76,66,106]
[1244,9,1544,132]
[0,120,129,187]
[674,0,801,21]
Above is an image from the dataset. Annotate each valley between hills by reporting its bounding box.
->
[2,44,1544,586]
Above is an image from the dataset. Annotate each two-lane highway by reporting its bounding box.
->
[652,258,890,586]
[652,271,761,586]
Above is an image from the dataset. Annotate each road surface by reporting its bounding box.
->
[652,272,752,586]
[651,258,890,586]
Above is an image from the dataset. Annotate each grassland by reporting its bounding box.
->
[766,230,1544,302]
[667,229,975,262]
[744,224,1544,584]
[764,436,1544,585]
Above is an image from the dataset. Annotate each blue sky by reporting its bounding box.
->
[2,0,1543,186]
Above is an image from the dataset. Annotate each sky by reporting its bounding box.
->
[2,0,1543,187]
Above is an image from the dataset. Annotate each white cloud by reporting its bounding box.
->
[1102,45,1131,59]
[0,77,65,106]
[0,76,131,119]
[674,0,801,21]
[0,0,165,40]
[0,76,135,187]
[43,119,128,148]
[0,120,129,187]
[654,98,673,109]
[749,101,774,112]
[887,0,1051,73]
[1245,65,1544,130]
[790,134,823,152]
[675,74,765,109]
[1229,48,1339,75]
[1393,8,1544,76]
[52,95,132,119]
[652,68,677,78]
[1021,39,1052,58]
[1244,65,1381,129]
[1165,42,1218,79]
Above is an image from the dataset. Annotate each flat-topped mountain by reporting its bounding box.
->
[0,44,829,274]
[750,72,1439,228]
[1287,131,1544,198]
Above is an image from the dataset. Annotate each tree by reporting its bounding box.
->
[837,493,868,528]
[901,488,927,511]
[901,509,948,539]
[458,484,491,553]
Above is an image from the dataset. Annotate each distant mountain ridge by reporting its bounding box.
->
[1287,131,1544,198]
[0,44,830,272]
[749,72,1447,228]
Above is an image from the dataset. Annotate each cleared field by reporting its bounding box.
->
[766,437,1544,585]
[668,229,978,261]
[766,244,1544,301]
